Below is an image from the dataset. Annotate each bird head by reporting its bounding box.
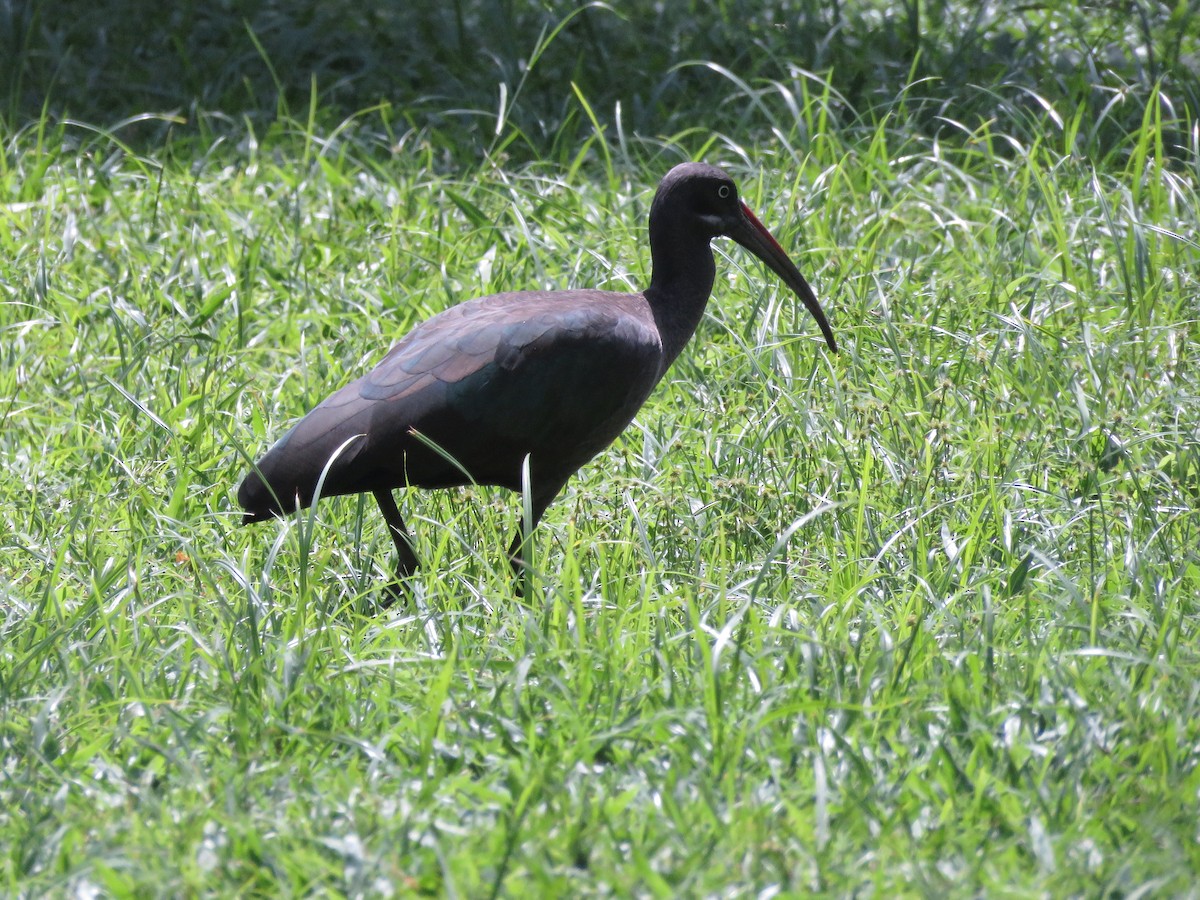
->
[654,162,837,353]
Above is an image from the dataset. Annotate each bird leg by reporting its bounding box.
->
[374,488,418,599]
[506,485,562,596]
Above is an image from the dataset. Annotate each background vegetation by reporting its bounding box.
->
[3,0,1199,895]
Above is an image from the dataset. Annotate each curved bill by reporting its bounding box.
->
[726,201,837,353]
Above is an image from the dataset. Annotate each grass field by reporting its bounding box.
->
[3,1,1200,895]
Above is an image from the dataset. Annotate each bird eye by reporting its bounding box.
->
[717,185,731,199]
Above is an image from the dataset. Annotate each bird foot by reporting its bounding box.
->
[378,578,410,610]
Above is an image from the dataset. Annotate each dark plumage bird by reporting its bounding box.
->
[238,162,836,591]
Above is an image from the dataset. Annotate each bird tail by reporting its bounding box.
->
[237,468,293,524]
[238,419,370,524]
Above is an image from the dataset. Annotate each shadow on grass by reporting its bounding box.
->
[4,0,1197,159]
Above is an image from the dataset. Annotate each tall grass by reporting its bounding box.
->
[3,1,1200,895]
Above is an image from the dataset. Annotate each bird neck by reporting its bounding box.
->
[645,232,716,370]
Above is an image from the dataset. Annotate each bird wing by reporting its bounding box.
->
[243,291,662,509]
[360,291,664,463]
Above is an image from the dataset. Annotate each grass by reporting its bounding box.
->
[3,1,1200,896]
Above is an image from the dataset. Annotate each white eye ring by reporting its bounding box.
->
[717,185,731,199]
